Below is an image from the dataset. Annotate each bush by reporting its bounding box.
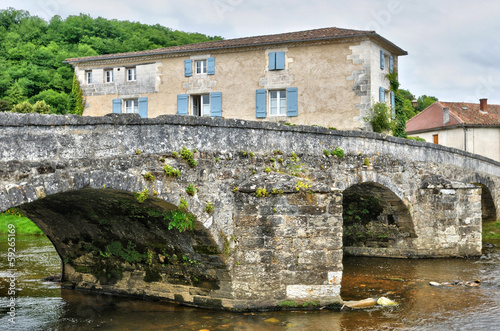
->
[11,101,33,113]
[369,102,393,133]
[33,100,51,114]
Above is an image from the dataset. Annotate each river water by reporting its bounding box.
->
[1,234,500,330]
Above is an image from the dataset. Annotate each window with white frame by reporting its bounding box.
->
[192,94,210,116]
[269,90,287,116]
[86,71,93,84]
[124,99,139,113]
[127,67,137,81]
[195,60,207,75]
[105,69,114,83]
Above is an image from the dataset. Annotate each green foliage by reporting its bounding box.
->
[369,102,393,133]
[30,89,69,114]
[0,210,44,235]
[416,95,438,112]
[32,100,50,114]
[363,158,370,166]
[179,196,189,211]
[255,187,269,197]
[323,149,331,156]
[271,188,284,195]
[0,7,221,112]
[279,300,297,307]
[205,202,214,214]
[0,100,11,112]
[407,136,426,142]
[11,101,32,113]
[386,71,407,138]
[185,183,197,196]
[142,172,155,181]
[134,188,149,203]
[172,151,178,158]
[163,164,181,177]
[164,209,195,232]
[331,147,345,158]
[264,167,272,173]
[290,152,299,162]
[241,150,247,156]
[483,220,500,241]
[343,191,383,225]
[101,240,145,263]
[180,146,198,167]
[249,152,255,157]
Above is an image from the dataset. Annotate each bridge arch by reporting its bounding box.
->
[461,173,499,222]
[341,181,415,257]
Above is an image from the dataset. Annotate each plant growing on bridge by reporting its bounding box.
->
[331,147,345,158]
[323,149,331,156]
[295,180,312,192]
[179,196,189,211]
[255,187,269,197]
[241,150,247,157]
[136,149,141,155]
[143,172,155,181]
[363,158,370,166]
[134,188,149,203]
[264,167,272,173]
[185,183,198,196]
[290,152,299,162]
[180,146,198,167]
[205,202,214,214]
[164,209,195,232]
[172,151,178,158]
[163,164,181,177]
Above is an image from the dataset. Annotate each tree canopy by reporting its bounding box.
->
[0,7,222,114]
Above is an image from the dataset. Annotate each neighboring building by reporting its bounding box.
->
[406,99,500,161]
[65,27,407,130]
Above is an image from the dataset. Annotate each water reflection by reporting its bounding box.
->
[1,234,500,330]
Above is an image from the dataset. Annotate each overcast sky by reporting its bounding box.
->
[4,0,500,104]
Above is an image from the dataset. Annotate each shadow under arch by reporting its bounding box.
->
[16,187,230,309]
[342,181,416,257]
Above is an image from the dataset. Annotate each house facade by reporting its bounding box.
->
[65,27,407,130]
[406,99,500,162]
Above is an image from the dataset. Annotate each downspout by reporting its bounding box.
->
[463,124,467,152]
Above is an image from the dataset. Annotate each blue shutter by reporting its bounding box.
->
[138,97,148,118]
[184,59,192,77]
[286,87,298,117]
[207,57,215,75]
[210,92,222,117]
[390,92,395,119]
[268,52,276,70]
[112,99,122,113]
[379,87,385,102]
[380,50,385,70]
[177,94,189,115]
[389,55,394,73]
[276,51,285,70]
[256,89,267,118]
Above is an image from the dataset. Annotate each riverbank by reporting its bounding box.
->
[483,220,500,241]
[0,209,43,235]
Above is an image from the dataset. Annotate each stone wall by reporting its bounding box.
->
[0,113,498,310]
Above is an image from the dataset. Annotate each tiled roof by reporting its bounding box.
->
[65,26,407,63]
[406,101,500,132]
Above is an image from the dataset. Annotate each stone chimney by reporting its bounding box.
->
[480,98,488,112]
[443,107,449,125]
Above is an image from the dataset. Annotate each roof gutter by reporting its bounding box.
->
[64,32,407,64]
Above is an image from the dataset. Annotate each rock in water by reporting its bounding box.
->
[429,281,442,287]
[377,297,398,306]
[343,298,377,309]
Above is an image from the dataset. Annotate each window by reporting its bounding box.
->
[192,94,210,116]
[269,90,287,116]
[127,68,137,81]
[105,70,114,83]
[269,52,285,70]
[86,71,93,84]
[196,60,207,75]
[124,99,139,113]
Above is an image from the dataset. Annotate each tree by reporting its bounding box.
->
[33,100,50,114]
[30,89,69,114]
[369,102,393,133]
[416,95,438,112]
[4,81,26,105]
[11,101,32,113]
[0,100,11,112]
[69,75,85,115]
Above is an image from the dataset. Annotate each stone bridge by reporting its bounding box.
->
[1,113,499,311]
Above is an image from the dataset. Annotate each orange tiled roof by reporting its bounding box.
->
[406,101,500,133]
[64,26,407,63]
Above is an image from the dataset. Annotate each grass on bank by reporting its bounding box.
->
[0,209,44,235]
[483,220,500,241]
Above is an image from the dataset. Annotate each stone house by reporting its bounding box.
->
[406,99,500,161]
[65,27,407,130]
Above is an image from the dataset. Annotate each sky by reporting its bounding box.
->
[4,0,500,104]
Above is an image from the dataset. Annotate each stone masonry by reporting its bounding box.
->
[0,113,499,310]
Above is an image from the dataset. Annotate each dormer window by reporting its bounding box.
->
[86,71,93,84]
[127,67,136,81]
